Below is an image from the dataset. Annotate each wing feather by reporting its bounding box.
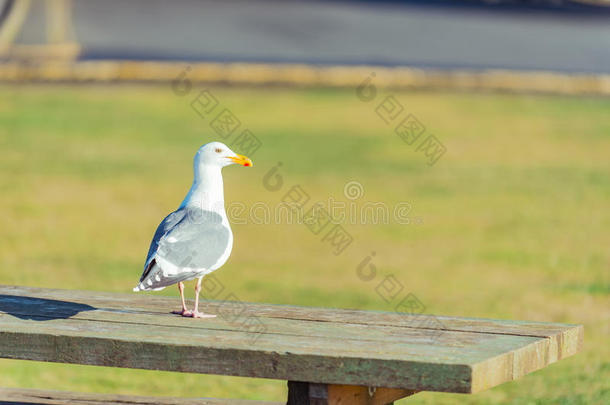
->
[134,207,231,291]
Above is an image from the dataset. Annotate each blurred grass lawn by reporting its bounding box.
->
[0,84,608,404]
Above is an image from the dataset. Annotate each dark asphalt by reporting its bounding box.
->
[16,0,610,74]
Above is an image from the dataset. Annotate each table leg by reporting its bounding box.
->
[287,381,417,405]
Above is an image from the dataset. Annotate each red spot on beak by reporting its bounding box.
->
[244,162,251,167]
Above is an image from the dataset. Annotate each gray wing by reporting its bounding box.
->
[135,208,230,290]
[156,208,230,270]
[142,209,187,274]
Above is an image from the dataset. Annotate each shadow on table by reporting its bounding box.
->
[0,295,95,321]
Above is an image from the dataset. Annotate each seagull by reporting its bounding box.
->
[133,142,252,318]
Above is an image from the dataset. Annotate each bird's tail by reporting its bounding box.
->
[133,258,168,292]
[133,259,199,292]
[133,282,165,292]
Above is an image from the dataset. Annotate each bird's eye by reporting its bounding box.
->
[215,148,222,153]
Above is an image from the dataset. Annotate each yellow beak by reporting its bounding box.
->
[228,153,253,167]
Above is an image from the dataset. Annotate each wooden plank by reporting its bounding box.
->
[0,284,581,364]
[0,285,583,394]
[470,323,584,392]
[0,285,583,364]
[0,295,542,363]
[0,315,474,393]
[0,285,579,338]
[0,387,281,405]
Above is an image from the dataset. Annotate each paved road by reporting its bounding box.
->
[16,0,610,73]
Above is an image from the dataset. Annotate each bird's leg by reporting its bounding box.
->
[190,276,216,319]
[171,282,192,317]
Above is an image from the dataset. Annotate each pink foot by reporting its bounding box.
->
[188,311,217,319]
[172,309,193,317]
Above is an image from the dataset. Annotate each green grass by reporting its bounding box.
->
[0,84,609,404]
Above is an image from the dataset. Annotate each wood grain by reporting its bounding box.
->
[0,387,282,405]
[0,285,583,394]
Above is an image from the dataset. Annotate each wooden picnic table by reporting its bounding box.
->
[0,285,583,404]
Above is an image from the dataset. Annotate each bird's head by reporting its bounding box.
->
[195,142,253,169]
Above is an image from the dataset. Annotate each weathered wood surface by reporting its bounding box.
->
[0,285,583,394]
[0,387,281,405]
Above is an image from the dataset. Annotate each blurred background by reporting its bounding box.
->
[0,0,609,404]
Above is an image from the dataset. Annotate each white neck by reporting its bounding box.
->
[179,164,225,214]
